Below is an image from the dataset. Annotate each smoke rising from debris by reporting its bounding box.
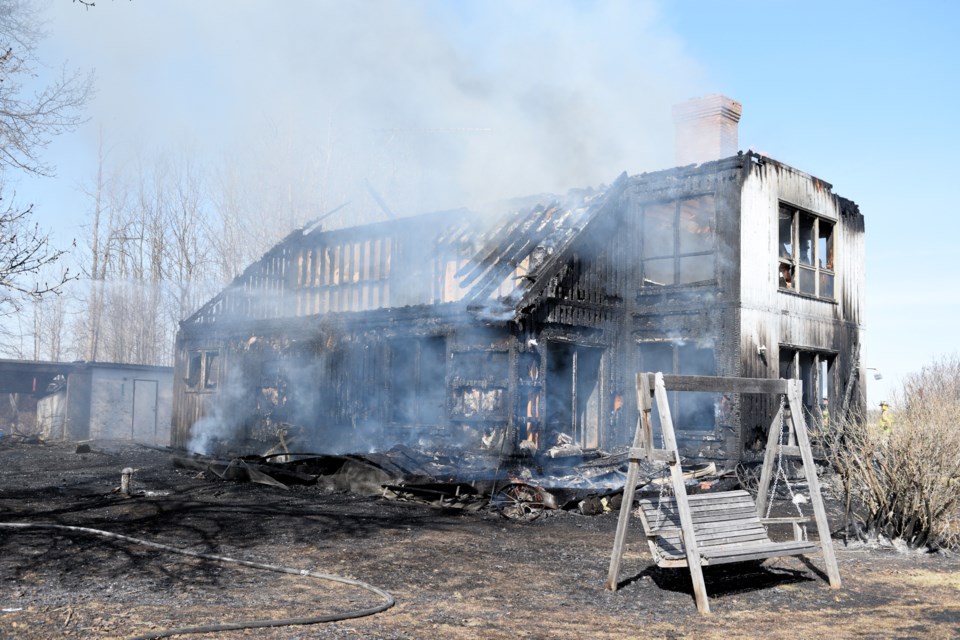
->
[45,0,702,225]
[41,1,712,456]
[187,369,249,456]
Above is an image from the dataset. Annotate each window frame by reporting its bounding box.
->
[640,194,718,289]
[185,349,219,393]
[778,203,835,300]
[638,340,718,433]
[779,347,834,422]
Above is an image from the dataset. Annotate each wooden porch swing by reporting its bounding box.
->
[605,373,841,613]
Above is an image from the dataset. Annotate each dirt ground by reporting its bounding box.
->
[0,440,958,640]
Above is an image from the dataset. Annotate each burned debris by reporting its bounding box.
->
[172,437,644,518]
[169,423,756,523]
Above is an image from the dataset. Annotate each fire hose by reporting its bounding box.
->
[0,522,395,639]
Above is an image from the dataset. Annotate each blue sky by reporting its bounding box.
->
[13,0,960,405]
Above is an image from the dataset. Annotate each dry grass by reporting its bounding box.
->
[2,441,960,639]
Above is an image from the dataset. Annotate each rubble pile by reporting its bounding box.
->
[173,437,733,520]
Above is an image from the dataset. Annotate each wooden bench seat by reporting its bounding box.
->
[638,490,819,566]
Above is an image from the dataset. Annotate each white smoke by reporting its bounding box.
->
[187,368,251,455]
[41,0,703,224]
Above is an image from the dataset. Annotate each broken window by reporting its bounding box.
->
[638,341,717,432]
[185,350,219,392]
[203,352,219,389]
[255,359,287,422]
[641,195,716,287]
[779,348,833,424]
[517,351,542,445]
[452,388,504,420]
[778,204,834,299]
[449,349,508,422]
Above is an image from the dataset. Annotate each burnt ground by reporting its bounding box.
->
[0,441,958,640]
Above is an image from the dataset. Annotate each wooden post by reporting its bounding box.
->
[755,403,784,517]
[120,467,133,497]
[641,374,654,454]
[605,373,652,591]
[786,380,842,588]
[838,341,861,425]
[653,373,710,614]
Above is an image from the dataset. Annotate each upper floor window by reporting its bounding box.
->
[779,204,834,299]
[641,195,716,287]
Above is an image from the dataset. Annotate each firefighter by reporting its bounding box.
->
[878,401,893,433]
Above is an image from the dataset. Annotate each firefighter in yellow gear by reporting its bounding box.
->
[878,401,893,433]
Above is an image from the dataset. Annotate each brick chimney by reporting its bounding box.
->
[672,94,742,166]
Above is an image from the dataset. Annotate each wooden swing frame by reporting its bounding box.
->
[605,373,841,614]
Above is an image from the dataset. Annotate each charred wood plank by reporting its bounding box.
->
[456,206,539,285]
[518,173,629,312]
[464,204,567,302]
[645,374,790,394]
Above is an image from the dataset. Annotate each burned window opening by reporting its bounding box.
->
[544,342,603,450]
[185,350,219,392]
[779,203,834,299]
[641,195,717,288]
[254,358,289,433]
[638,341,717,433]
[517,351,543,447]
[449,349,509,424]
[779,347,834,426]
[390,337,447,427]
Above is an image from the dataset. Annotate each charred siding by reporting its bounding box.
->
[173,152,865,463]
[737,157,865,449]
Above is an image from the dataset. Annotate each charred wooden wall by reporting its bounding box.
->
[172,305,518,452]
[620,157,744,458]
[737,156,865,451]
[173,152,865,463]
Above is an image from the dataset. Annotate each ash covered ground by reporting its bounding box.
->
[0,440,958,639]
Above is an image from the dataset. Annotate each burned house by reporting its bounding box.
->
[172,96,865,462]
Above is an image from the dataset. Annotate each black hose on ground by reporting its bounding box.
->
[0,522,395,639]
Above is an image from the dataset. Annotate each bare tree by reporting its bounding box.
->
[0,201,74,316]
[31,288,67,361]
[72,126,353,367]
[0,0,92,177]
[76,149,219,366]
[208,128,342,286]
[0,0,91,329]
[81,132,108,361]
[164,165,210,360]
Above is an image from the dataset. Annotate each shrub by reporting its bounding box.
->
[822,354,960,549]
